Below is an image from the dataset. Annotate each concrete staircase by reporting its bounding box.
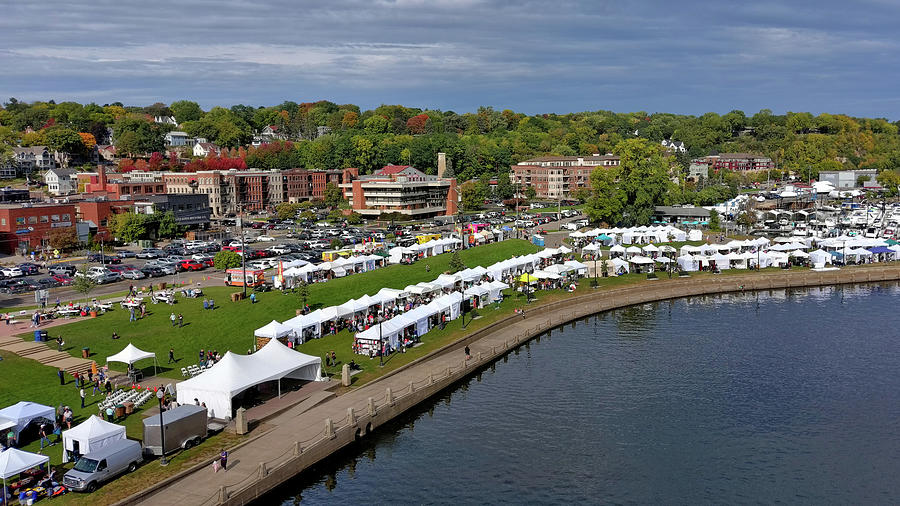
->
[0,335,95,375]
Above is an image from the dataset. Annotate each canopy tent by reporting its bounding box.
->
[0,402,55,435]
[253,320,294,340]
[106,343,158,376]
[518,273,539,283]
[563,260,588,275]
[532,270,561,280]
[609,244,626,256]
[283,310,322,342]
[176,340,322,419]
[487,280,509,301]
[61,415,126,463]
[0,447,49,503]
[581,243,601,253]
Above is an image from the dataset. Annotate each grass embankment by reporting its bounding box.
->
[14,240,541,382]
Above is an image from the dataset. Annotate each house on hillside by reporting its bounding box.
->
[661,139,687,153]
[165,131,190,146]
[44,167,76,195]
[154,115,178,126]
[193,142,221,158]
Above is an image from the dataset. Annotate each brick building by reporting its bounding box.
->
[510,155,620,199]
[0,203,76,254]
[340,165,457,218]
[81,166,166,200]
[710,153,774,172]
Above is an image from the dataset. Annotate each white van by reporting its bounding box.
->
[63,439,143,492]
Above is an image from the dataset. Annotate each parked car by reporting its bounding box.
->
[0,267,23,278]
[17,262,40,275]
[140,266,166,278]
[49,264,77,276]
[179,259,205,271]
[142,405,208,456]
[87,253,121,264]
[52,274,74,285]
[116,250,137,258]
[121,269,146,280]
[35,277,60,289]
[63,439,143,493]
[256,235,276,242]
[2,279,37,293]
[136,248,165,259]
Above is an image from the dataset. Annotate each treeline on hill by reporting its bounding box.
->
[2,99,900,181]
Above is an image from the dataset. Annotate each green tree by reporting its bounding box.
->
[524,186,537,200]
[346,211,363,225]
[296,280,310,308]
[324,182,344,208]
[214,250,242,270]
[330,238,343,249]
[157,211,180,238]
[275,202,301,220]
[72,266,97,297]
[585,138,671,226]
[496,172,514,199]
[170,100,204,123]
[708,209,721,231]
[48,227,80,250]
[327,209,344,223]
[736,211,757,231]
[109,212,149,242]
[876,169,900,197]
[44,127,85,156]
[459,181,482,211]
[448,251,466,273]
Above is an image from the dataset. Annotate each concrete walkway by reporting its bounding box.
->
[0,317,95,375]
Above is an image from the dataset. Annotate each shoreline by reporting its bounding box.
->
[120,265,900,505]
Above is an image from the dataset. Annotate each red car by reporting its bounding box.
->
[179,259,205,271]
[52,274,73,285]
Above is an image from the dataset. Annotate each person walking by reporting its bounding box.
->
[330,350,336,366]
[4,312,8,325]
[79,387,86,408]
[39,423,50,451]
[73,371,80,388]
[219,449,228,471]
[168,348,175,364]
[170,313,177,327]
[140,303,146,319]
[92,378,101,396]
[465,345,471,360]
[57,369,65,386]
[129,307,136,322]
[178,314,184,328]
[56,336,63,351]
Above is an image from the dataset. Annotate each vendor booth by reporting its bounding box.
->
[61,415,126,463]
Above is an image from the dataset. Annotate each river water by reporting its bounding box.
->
[271,283,900,504]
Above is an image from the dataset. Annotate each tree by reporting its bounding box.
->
[708,209,721,231]
[275,202,301,220]
[48,227,80,250]
[327,210,345,223]
[736,211,757,231]
[157,212,180,238]
[296,280,310,308]
[170,100,204,123]
[324,182,344,208]
[214,250,242,270]
[877,169,900,197]
[496,172,514,200]
[585,138,670,226]
[72,266,96,297]
[346,211,363,225]
[45,127,85,156]
[459,181,482,211]
[448,251,466,273]
[524,186,537,200]
[109,212,150,242]
[330,238,343,250]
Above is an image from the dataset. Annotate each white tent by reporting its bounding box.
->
[609,257,630,274]
[176,340,322,419]
[0,402,55,435]
[487,280,509,301]
[0,448,49,502]
[253,320,294,340]
[61,415,126,463]
[106,343,158,376]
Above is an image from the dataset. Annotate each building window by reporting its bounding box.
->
[0,218,5,226]
[51,214,60,222]
[39,215,49,223]
[62,214,71,221]
[27,216,37,224]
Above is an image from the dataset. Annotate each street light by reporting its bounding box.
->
[378,320,383,367]
[238,205,247,298]
[156,389,168,466]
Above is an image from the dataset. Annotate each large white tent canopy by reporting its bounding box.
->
[176,339,322,419]
[0,402,55,434]
[61,415,126,463]
[254,320,294,340]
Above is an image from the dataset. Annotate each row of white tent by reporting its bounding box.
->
[483,247,576,281]
[387,237,463,264]
[283,254,385,282]
[570,226,694,244]
[354,280,512,352]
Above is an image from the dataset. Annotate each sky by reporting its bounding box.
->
[1,0,898,118]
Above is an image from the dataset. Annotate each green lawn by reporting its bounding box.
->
[16,240,541,381]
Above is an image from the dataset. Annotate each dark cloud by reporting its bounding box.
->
[0,0,897,117]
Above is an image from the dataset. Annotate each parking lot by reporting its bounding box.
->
[0,209,582,307]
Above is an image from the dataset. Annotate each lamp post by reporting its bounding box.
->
[239,205,247,298]
[156,389,168,466]
[378,319,383,367]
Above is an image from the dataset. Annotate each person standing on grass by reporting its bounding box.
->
[129,307,136,322]
[178,314,184,328]
[80,387,85,408]
[168,348,175,364]
[170,312,177,327]
[57,369,65,386]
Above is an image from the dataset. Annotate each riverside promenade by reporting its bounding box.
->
[121,265,900,506]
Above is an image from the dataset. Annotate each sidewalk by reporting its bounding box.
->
[0,317,95,374]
